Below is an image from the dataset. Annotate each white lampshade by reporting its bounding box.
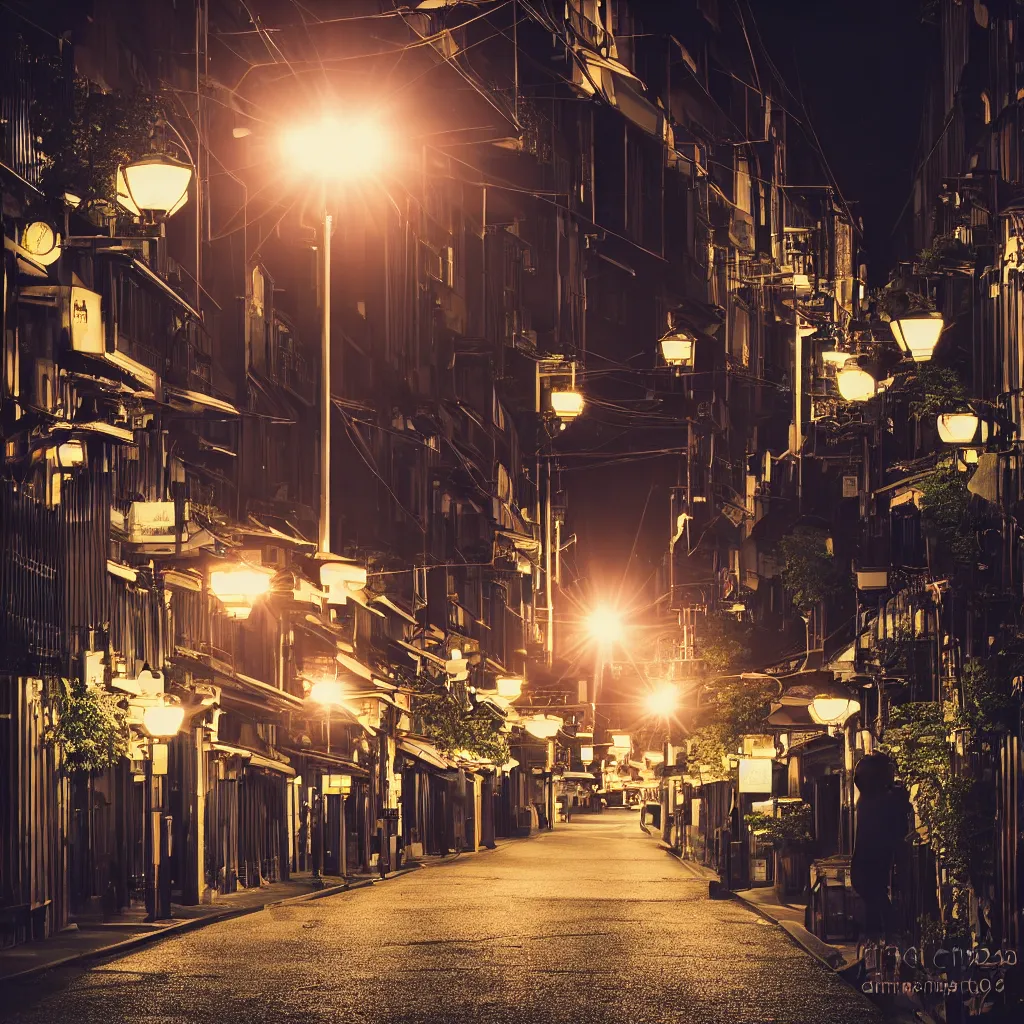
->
[580,745,594,763]
[820,349,851,367]
[496,676,523,700]
[550,389,585,420]
[936,412,979,444]
[808,694,860,726]
[310,679,345,705]
[889,314,944,362]
[836,364,877,402]
[122,155,193,215]
[660,331,695,367]
[142,700,185,739]
[523,714,562,739]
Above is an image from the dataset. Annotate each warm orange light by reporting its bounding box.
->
[280,115,390,181]
[645,683,679,718]
[586,605,623,643]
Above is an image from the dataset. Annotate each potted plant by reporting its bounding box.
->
[745,801,815,902]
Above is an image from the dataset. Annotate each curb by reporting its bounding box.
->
[0,866,421,985]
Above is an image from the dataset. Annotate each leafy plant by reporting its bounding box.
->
[696,613,750,675]
[958,657,1020,734]
[413,677,510,763]
[48,679,129,774]
[876,285,935,322]
[776,525,847,610]
[917,463,978,565]
[896,364,970,419]
[745,802,814,846]
[918,234,974,273]
[32,62,157,204]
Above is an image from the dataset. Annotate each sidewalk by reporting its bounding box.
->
[662,845,856,969]
[0,868,414,984]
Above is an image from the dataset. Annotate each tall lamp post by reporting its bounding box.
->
[645,683,680,844]
[585,605,624,732]
[309,678,346,886]
[278,116,389,554]
[141,693,186,921]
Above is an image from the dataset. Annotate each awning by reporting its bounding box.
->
[210,742,296,776]
[165,385,239,417]
[398,736,455,770]
[576,51,665,139]
[98,248,203,321]
[494,528,542,563]
[279,747,370,777]
[396,639,447,668]
[557,770,600,782]
[373,595,419,624]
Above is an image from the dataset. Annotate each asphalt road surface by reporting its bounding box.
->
[2,810,882,1023]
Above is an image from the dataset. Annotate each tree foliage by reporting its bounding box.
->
[32,62,157,204]
[696,613,750,675]
[413,677,510,764]
[896,364,970,419]
[48,679,129,775]
[918,463,978,565]
[745,802,814,847]
[776,526,846,610]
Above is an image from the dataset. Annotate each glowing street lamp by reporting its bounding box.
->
[550,389,585,421]
[808,682,861,726]
[586,605,624,644]
[659,329,696,370]
[936,412,979,445]
[496,676,524,700]
[209,564,274,619]
[889,313,944,362]
[645,683,679,719]
[279,116,390,183]
[142,695,186,739]
[580,744,595,763]
[310,679,346,706]
[280,115,390,555]
[121,154,193,217]
[836,361,877,402]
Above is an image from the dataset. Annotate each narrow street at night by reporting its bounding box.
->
[1,812,880,1024]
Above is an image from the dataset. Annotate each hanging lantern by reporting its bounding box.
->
[936,412,979,444]
[495,676,523,700]
[836,362,877,402]
[121,154,193,216]
[659,330,696,369]
[580,745,595,763]
[889,313,944,362]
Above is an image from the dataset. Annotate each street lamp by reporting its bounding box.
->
[889,313,944,362]
[307,674,347,886]
[209,564,274,619]
[936,412,979,444]
[808,682,861,726]
[121,154,193,217]
[586,605,624,644]
[140,693,185,922]
[659,329,696,371]
[836,361,877,402]
[280,115,390,554]
[644,683,679,719]
[550,388,585,421]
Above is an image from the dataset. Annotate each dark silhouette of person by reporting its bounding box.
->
[851,753,911,941]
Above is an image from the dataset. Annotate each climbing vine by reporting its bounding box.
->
[412,675,510,764]
[917,463,979,566]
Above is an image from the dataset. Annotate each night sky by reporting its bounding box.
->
[752,0,932,282]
